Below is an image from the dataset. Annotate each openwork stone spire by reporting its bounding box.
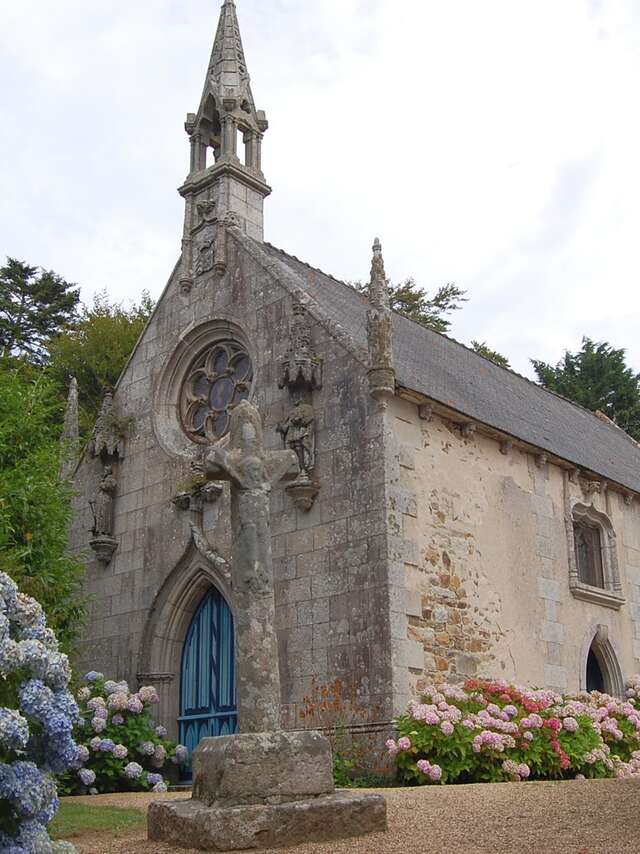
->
[59,377,79,481]
[366,238,395,403]
[178,1,271,292]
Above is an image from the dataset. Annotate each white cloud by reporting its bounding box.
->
[0,0,638,377]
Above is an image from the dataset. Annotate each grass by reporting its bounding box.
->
[50,802,146,840]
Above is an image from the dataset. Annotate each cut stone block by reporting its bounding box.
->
[148,790,387,851]
[192,731,334,807]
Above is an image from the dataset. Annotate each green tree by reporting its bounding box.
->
[47,290,155,433]
[0,258,80,364]
[352,276,510,365]
[0,360,84,649]
[532,337,640,441]
[471,340,511,369]
[352,277,467,334]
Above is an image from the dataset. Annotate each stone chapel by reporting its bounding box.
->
[69,0,640,762]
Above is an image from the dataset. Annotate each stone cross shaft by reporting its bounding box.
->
[196,401,297,733]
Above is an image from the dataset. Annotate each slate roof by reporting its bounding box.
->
[260,241,640,495]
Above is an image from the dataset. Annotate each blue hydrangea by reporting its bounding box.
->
[0,709,29,751]
[82,671,104,683]
[0,572,78,850]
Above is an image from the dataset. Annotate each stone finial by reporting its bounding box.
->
[279,301,323,392]
[367,238,395,403]
[369,238,390,310]
[59,377,80,481]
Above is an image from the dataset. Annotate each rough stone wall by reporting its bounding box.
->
[386,395,640,703]
[68,237,395,744]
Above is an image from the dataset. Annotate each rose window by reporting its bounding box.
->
[180,341,252,443]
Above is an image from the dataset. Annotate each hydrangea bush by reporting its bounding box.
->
[0,571,80,853]
[58,673,188,795]
[388,677,640,785]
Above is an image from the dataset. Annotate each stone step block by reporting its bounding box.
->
[148,790,387,851]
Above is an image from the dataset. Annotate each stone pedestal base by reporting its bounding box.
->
[148,789,387,851]
[148,731,387,850]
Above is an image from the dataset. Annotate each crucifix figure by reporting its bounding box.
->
[192,400,298,733]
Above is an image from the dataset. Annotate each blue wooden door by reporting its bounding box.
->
[179,588,237,766]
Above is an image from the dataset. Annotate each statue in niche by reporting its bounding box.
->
[277,401,315,476]
[92,465,117,537]
[195,239,215,276]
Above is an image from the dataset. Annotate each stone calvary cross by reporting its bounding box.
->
[151,400,386,851]
[193,399,298,733]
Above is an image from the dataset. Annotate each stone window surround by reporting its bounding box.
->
[152,316,256,460]
[566,502,625,610]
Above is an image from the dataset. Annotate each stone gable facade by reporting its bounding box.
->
[68,0,640,765]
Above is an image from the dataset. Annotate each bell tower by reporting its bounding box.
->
[178,0,271,293]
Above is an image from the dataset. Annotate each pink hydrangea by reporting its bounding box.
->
[416,759,442,782]
[108,691,129,711]
[563,717,579,733]
[385,739,399,757]
[138,685,160,705]
[113,744,128,760]
[127,696,144,714]
[397,737,412,751]
[440,721,454,736]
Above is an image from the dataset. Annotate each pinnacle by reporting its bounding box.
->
[369,237,389,310]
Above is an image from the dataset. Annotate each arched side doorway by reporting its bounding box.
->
[178,587,238,759]
[582,624,624,698]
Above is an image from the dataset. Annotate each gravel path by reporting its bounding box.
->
[69,778,640,854]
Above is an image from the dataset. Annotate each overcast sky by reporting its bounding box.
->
[1,0,639,378]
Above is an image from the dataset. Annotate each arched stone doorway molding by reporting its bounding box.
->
[152,316,256,460]
[138,543,234,740]
[579,623,625,698]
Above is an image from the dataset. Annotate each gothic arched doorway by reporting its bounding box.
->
[179,587,237,762]
[586,648,605,693]
[583,627,624,697]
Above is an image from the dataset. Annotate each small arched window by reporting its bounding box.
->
[573,520,604,588]
[567,503,624,609]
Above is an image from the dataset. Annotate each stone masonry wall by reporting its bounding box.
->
[69,234,395,745]
[385,395,640,704]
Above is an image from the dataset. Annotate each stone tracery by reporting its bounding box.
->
[180,340,252,444]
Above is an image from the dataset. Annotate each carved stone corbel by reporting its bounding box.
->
[461,422,476,439]
[536,453,548,470]
[172,478,229,579]
[581,480,603,497]
[418,404,433,422]
[500,440,513,456]
[624,492,635,506]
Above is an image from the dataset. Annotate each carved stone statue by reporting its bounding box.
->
[92,465,117,537]
[192,400,297,733]
[277,400,315,476]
